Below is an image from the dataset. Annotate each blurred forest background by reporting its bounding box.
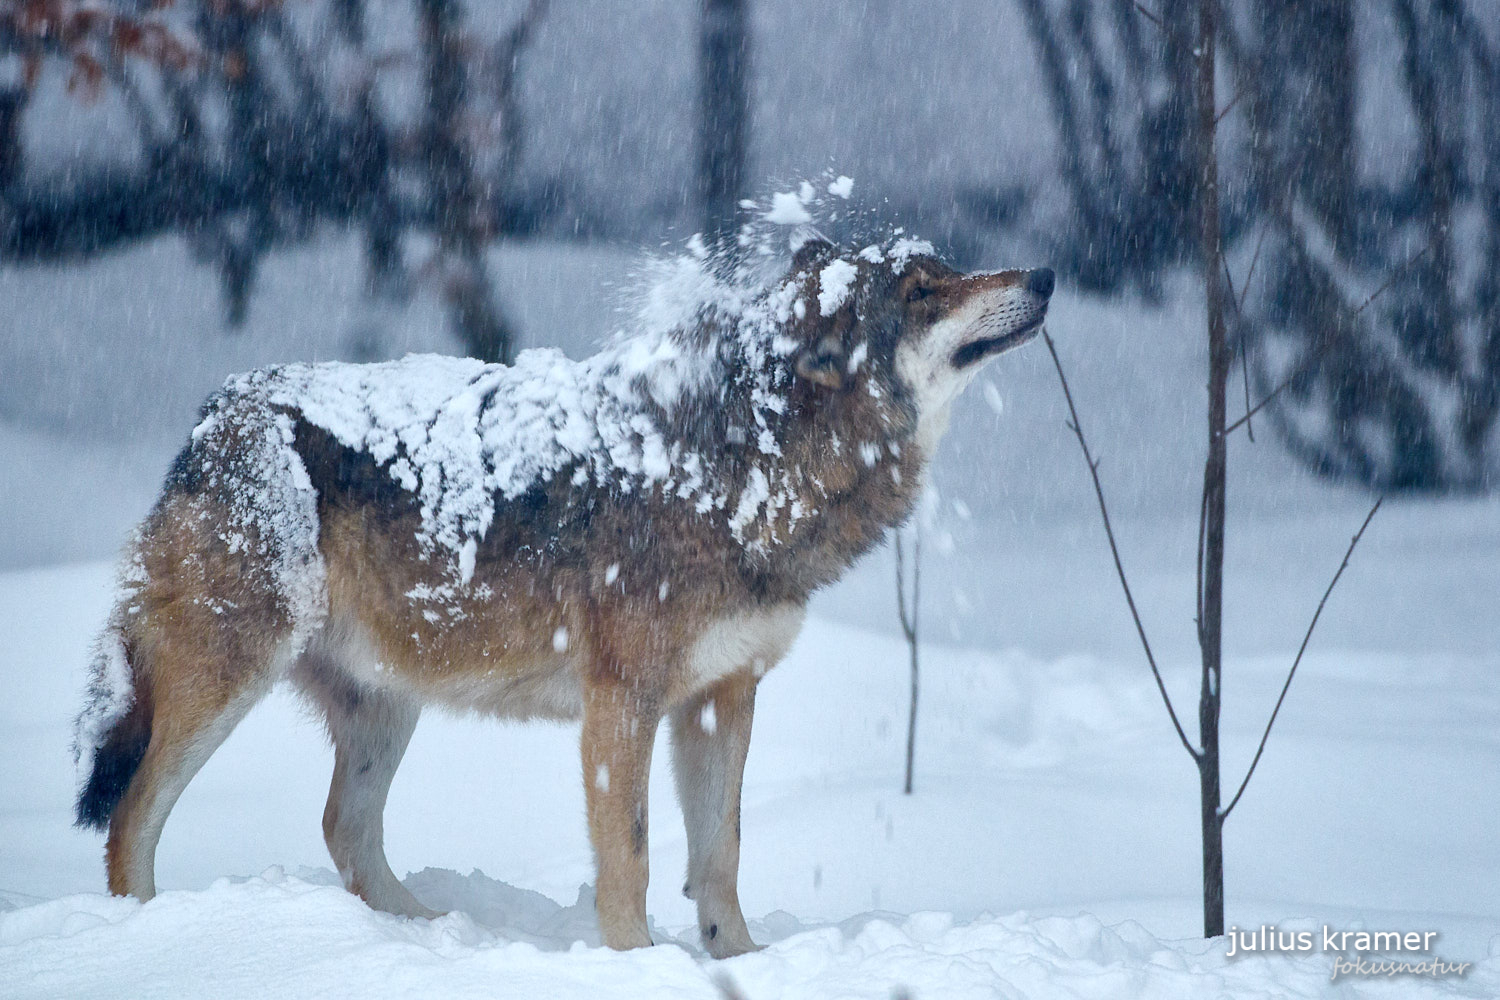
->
[0,0,1496,643]
[4,3,1499,965]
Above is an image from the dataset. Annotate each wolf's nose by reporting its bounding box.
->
[1027,267,1055,299]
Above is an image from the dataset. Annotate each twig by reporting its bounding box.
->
[1225,242,1429,437]
[1043,330,1201,760]
[1219,497,1382,820]
[895,532,917,644]
[895,529,921,795]
[1239,226,1267,314]
[1349,242,1431,319]
[1237,337,1255,441]
[1131,1,1164,30]
[1220,253,1239,310]
[1219,254,1256,442]
[1213,84,1246,126]
[1194,485,1208,641]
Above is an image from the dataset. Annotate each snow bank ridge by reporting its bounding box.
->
[3,870,1493,998]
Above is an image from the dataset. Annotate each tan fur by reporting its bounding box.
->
[82,244,1051,955]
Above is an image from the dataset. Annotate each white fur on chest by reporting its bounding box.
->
[686,603,806,688]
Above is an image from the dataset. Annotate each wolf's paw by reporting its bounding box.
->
[601,923,655,951]
[702,921,761,959]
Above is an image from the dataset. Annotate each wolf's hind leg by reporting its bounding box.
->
[105,650,267,901]
[299,661,437,919]
[669,671,759,958]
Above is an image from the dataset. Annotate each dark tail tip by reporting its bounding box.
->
[75,701,151,831]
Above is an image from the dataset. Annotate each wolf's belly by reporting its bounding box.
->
[300,614,586,720]
[301,600,805,721]
[403,655,586,720]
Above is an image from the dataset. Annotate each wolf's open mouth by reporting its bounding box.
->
[951,316,1045,369]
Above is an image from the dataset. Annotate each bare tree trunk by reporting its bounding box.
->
[331,0,405,304]
[895,530,921,796]
[354,84,406,302]
[1153,0,1198,262]
[1014,0,1107,279]
[1301,1,1356,255]
[0,79,24,252]
[419,0,515,364]
[1467,28,1500,466]
[491,0,549,222]
[1191,0,1227,940]
[1393,0,1460,381]
[201,1,274,327]
[0,85,24,193]
[1254,0,1356,253]
[1014,0,1196,291]
[698,0,748,247]
[1045,3,1386,943]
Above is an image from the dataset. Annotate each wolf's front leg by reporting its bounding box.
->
[581,680,660,950]
[669,671,760,958]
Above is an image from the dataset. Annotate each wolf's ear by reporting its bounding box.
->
[791,236,836,274]
[795,334,848,390]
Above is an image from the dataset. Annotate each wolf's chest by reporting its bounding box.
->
[680,602,806,690]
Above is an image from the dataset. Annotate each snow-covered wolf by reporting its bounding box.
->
[73,236,1053,956]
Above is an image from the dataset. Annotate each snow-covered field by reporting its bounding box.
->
[1,558,1498,997]
[2,235,1498,996]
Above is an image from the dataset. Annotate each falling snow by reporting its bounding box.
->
[3,6,1495,995]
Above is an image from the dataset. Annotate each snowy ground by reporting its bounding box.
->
[2,235,1498,996]
[1,559,1497,997]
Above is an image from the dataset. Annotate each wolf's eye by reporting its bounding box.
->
[907,285,934,303]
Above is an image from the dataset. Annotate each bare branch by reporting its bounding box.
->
[895,531,916,643]
[1194,484,1207,641]
[1219,254,1255,442]
[102,57,167,152]
[1239,225,1268,314]
[1220,497,1382,820]
[1223,359,1284,440]
[1219,253,1238,310]
[895,527,921,794]
[1237,336,1255,442]
[501,0,550,54]
[1213,84,1246,126]
[912,531,920,640]
[1043,330,1201,760]
[1349,243,1434,322]
[1225,242,1430,437]
[1131,1,1164,31]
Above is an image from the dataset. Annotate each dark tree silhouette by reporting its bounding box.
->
[1023,0,1498,491]
[0,0,550,360]
[698,0,748,247]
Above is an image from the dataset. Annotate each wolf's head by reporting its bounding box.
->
[780,237,1052,454]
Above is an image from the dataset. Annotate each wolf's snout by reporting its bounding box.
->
[1026,267,1055,299]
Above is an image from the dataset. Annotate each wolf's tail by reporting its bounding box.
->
[74,625,154,831]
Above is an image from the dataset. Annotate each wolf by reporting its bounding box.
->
[72,235,1053,957]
